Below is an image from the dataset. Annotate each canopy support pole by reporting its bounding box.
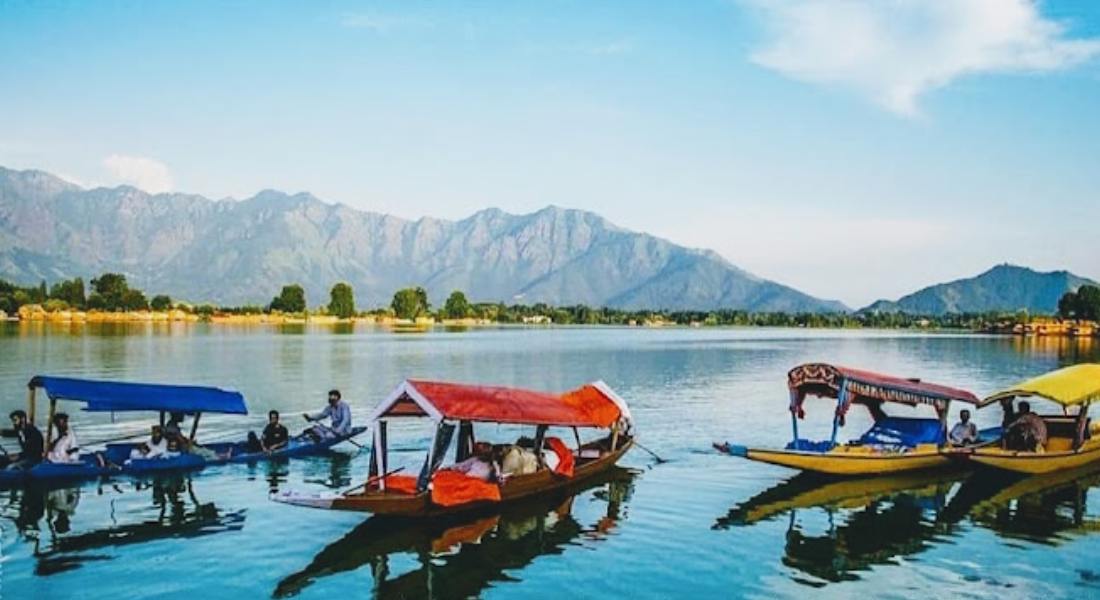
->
[610,423,619,452]
[189,412,202,442]
[1075,403,1091,450]
[372,422,388,490]
[45,397,57,448]
[159,411,166,428]
[789,389,800,445]
[830,379,847,446]
[573,426,581,450]
[534,425,549,467]
[26,386,36,426]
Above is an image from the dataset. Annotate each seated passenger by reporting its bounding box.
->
[45,413,81,464]
[446,441,497,482]
[949,409,979,446]
[300,389,352,442]
[262,410,289,453]
[128,425,171,462]
[499,445,539,477]
[2,410,44,471]
[164,412,187,447]
[1003,401,1048,452]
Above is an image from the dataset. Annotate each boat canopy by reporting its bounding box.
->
[28,375,248,415]
[788,363,978,412]
[368,379,632,428]
[981,363,1100,408]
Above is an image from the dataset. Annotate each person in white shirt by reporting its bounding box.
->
[128,425,172,462]
[949,409,979,446]
[447,441,498,482]
[45,413,81,464]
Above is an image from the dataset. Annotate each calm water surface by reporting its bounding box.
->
[2,322,1100,599]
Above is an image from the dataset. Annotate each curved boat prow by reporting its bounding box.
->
[271,490,339,510]
[713,442,748,457]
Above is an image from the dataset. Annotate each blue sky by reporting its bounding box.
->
[2,0,1099,307]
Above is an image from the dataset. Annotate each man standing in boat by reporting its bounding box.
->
[2,410,44,470]
[301,389,352,442]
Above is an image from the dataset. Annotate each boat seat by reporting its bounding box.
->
[785,439,836,452]
[857,417,944,448]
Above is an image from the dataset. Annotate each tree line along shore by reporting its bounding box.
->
[2,273,1100,334]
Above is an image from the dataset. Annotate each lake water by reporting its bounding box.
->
[2,322,1100,599]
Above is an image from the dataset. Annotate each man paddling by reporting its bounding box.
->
[2,410,44,470]
[301,389,352,442]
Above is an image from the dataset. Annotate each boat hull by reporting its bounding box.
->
[965,439,1100,475]
[740,447,953,476]
[274,438,633,517]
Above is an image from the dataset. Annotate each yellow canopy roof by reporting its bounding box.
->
[982,364,1100,407]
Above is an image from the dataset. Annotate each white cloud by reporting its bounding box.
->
[747,0,1100,116]
[102,154,174,194]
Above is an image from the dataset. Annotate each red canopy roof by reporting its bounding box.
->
[370,379,631,428]
[788,363,978,408]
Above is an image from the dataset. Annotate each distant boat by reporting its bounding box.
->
[714,363,980,476]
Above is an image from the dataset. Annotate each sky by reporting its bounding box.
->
[2,0,1099,308]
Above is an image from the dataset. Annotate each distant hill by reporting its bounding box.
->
[0,166,846,312]
[862,264,1098,315]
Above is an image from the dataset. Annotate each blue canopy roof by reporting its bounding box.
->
[28,376,248,415]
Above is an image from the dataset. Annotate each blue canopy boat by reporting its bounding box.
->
[1,376,366,485]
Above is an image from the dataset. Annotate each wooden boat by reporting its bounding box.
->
[714,363,979,476]
[0,376,366,486]
[962,363,1100,475]
[273,379,635,517]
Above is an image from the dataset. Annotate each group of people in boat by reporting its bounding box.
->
[447,437,566,483]
[1,389,354,472]
[946,402,1048,451]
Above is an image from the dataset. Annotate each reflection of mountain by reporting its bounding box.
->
[1,476,245,576]
[274,467,636,599]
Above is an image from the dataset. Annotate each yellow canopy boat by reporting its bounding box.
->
[964,363,1100,475]
[714,363,980,476]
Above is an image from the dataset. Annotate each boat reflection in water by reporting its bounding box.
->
[274,467,637,599]
[717,464,1100,585]
[0,475,245,576]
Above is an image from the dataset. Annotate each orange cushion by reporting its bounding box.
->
[376,474,419,495]
[545,436,575,477]
[430,470,501,507]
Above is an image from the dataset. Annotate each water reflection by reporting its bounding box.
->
[274,467,637,598]
[716,465,1100,586]
[1,476,245,575]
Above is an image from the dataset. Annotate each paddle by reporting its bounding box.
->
[633,439,667,464]
[304,418,367,450]
[341,466,406,495]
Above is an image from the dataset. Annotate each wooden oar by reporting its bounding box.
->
[306,420,367,450]
[633,439,667,464]
[342,466,406,495]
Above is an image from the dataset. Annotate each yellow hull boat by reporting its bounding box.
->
[965,438,1100,475]
[735,444,952,476]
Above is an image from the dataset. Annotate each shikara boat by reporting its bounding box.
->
[714,363,979,476]
[273,379,635,517]
[962,363,1100,475]
[0,376,365,485]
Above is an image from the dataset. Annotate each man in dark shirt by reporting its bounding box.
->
[262,410,289,453]
[3,410,44,470]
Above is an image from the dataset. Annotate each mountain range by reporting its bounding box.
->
[862,264,1097,315]
[0,166,847,312]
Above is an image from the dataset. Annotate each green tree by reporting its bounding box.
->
[1076,285,1100,321]
[1058,291,1077,318]
[89,273,132,310]
[442,290,471,319]
[121,289,149,311]
[49,277,85,308]
[391,287,429,320]
[327,282,356,319]
[150,294,173,311]
[270,284,307,313]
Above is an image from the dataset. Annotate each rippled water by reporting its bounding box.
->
[2,322,1100,599]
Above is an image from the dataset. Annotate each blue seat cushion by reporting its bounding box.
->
[784,439,837,452]
[858,417,944,447]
